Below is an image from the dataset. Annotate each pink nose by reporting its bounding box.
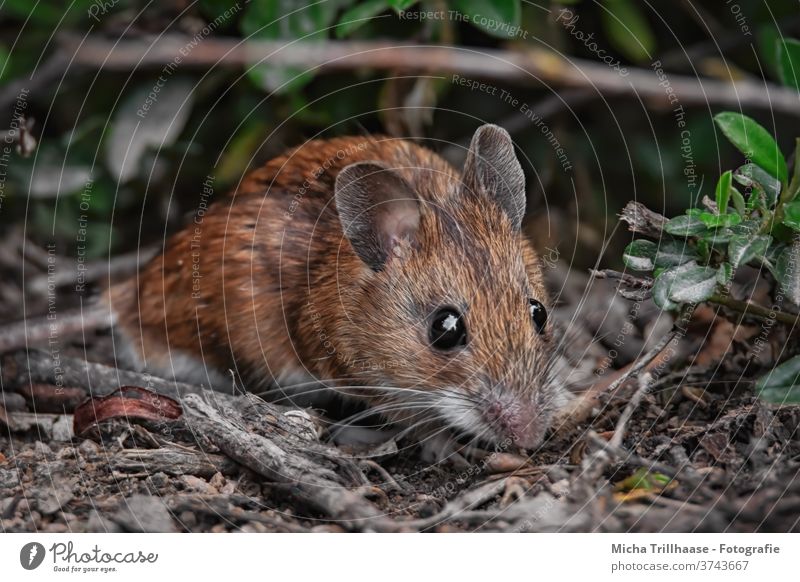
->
[483,398,546,450]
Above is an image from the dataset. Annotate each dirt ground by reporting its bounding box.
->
[1,231,799,533]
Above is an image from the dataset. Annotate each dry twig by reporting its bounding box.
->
[181,393,398,532]
[61,35,800,116]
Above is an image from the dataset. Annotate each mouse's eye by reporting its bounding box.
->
[529,299,547,333]
[430,308,467,350]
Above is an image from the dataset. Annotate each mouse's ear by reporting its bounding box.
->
[462,124,526,230]
[335,161,420,271]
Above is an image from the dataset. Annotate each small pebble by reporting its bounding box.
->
[145,472,170,489]
[111,494,176,532]
[180,475,215,494]
[34,488,74,516]
[33,441,52,457]
[2,392,27,412]
[209,472,226,490]
[51,415,73,442]
[78,439,100,458]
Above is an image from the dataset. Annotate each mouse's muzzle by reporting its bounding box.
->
[482,393,549,450]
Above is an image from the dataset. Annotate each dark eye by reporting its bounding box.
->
[529,299,547,333]
[430,308,467,350]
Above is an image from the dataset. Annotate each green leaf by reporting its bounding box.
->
[775,239,800,304]
[777,38,800,92]
[601,0,656,63]
[698,211,741,229]
[452,0,521,38]
[702,228,734,245]
[717,263,733,286]
[758,26,782,79]
[667,264,719,304]
[653,239,699,269]
[388,0,417,10]
[241,0,339,93]
[696,238,710,262]
[790,138,800,202]
[730,218,762,236]
[623,239,657,271]
[783,200,800,231]
[756,355,800,404]
[652,262,712,310]
[730,186,746,216]
[3,0,98,26]
[664,215,707,236]
[714,112,788,184]
[765,241,786,264]
[615,467,671,492]
[734,163,781,207]
[728,234,772,269]
[336,0,389,38]
[216,119,269,186]
[652,268,681,311]
[715,170,732,214]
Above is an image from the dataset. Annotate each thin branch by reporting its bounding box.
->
[598,326,681,399]
[610,372,652,449]
[619,201,668,238]
[551,324,679,436]
[60,35,800,116]
[0,309,115,354]
[26,246,157,294]
[568,325,682,502]
[710,293,799,328]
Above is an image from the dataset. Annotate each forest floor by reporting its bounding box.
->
[1,228,799,532]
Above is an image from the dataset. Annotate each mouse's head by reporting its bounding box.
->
[333,125,564,451]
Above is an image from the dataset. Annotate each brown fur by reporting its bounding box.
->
[107,131,564,452]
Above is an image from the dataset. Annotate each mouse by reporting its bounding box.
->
[103,124,570,462]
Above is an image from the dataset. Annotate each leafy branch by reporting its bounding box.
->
[616,36,800,405]
[623,108,800,319]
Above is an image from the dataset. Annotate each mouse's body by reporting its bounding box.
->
[106,125,568,459]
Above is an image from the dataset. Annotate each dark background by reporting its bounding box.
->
[1,0,798,292]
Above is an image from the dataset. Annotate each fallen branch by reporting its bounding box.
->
[1,349,216,398]
[0,308,115,354]
[181,392,397,532]
[26,246,157,295]
[106,447,238,479]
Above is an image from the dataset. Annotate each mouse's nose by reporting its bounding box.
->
[483,396,546,450]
